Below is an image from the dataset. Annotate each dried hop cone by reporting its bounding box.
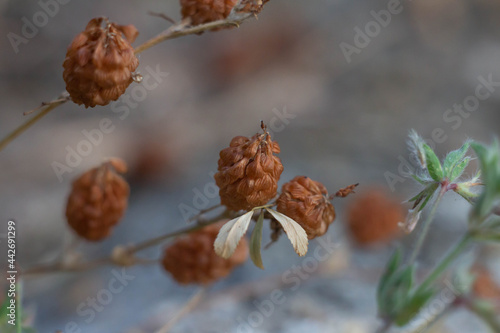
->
[63,17,140,108]
[180,0,269,28]
[472,266,500,303]
[276,176,336,240]
[180,0,237,27]
[66,158,129,241]
[240,0,270,14]
[162,221,248,285]
[214,128,284,211]
[346,188,404,245]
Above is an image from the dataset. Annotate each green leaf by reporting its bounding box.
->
[454,183,479,205]
[450,157,471,182]
[407,183,438,212]
[423,144,444,182]
[471,141,500,222]
[411,174,427,185]
[472,231,500,243]
[395,287,435,326]
[378,252,415,318]
[443,141,471,179]
[377,249,402,315]
[381,266,415,318]
[249,210,265,269]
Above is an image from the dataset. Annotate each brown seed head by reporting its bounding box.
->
[214,129,283,211]
[276,176,336,240]
[162,221,248,285]
[472,266,500,304]
[180,0,238,28]
[180,0,270,31]
[346,188,404,245]
[65,158,130,241]
[63,18,140,108]
[239,0,270,14]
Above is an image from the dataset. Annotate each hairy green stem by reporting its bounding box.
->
[409,186,446,264]
[416,234,471,293]
[468,300,500,332]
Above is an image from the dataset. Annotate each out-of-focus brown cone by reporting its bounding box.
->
[276,176,336,240]
[472,266,500,307]
[240,0,270,14]
[180,0,269,30]
[408,0,467,51]
[346,188,404,246]
[214,127,283,211]
[63,17,140,108]
[66,158,129,241]
[162,221,248,285]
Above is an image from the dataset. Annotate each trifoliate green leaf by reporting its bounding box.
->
[423,144,444,182]
[443,140,471,179]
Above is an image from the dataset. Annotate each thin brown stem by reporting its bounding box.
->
[0,99,67,152]
[22,210,230,276]
[155,288,207,333]
[128,209,230,254]
[188,204,223,222]
[1,2,256,152]
[134,18,240,55]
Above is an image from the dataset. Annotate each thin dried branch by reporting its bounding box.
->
[0,1,258,152]
[0,94,69,151]
[155,288,207,333]
[22,210,230,276]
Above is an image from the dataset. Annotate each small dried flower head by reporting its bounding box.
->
[180,0,237,28]
[66,158,129,241]
[276,176,336,240]
[180,0,270,30]
[239,0,270,14]
[214,125,284,211]
[162,221,248,285]
[63,17,140,108]
[472,266,500,304]
[346,188,405,245]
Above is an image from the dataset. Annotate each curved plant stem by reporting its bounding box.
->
[467,299,500,332]
[155,288,207,333]
[416,234,471,293]
[128,209,230,254]
[409,186,446,265]
[0,2,255,152]
[0,100,66,152]
[23,210,230,276]
[134,18,241,55]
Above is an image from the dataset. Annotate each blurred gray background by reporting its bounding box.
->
[1,0,500,332]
